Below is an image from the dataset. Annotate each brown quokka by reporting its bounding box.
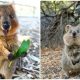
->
[62,24,80,77]
[0,4,19,79]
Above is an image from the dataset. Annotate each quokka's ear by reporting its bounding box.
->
[65,25,72,32]
[8,4,15,14]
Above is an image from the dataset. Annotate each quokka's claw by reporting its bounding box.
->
[0,74,5,79]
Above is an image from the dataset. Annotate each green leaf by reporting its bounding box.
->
[13,39,30,59]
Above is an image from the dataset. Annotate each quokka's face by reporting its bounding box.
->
[0,4,19,36]
[63,25,80,46]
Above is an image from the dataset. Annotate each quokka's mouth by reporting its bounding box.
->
[2,27,11,35]
[3,29,8,35]
[69,35,77,39]
[1,25,11,35]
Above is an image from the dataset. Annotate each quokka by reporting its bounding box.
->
[0,4,19,79]
[62,24,80,77]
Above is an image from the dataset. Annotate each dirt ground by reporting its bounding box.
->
[41,48,80,79]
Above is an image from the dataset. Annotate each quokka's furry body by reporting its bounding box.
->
[62,25,80,76]
[0,4,19,78]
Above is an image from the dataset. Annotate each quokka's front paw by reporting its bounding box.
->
[0,40,12,59]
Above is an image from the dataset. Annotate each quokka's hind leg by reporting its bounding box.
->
[0,59,16,79]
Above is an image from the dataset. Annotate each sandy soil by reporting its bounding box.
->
[41,48,80,79]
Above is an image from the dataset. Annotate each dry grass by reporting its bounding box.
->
[41,48,80,79]
[41,48,62,79]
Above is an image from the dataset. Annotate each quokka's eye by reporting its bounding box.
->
[9,15,14,19]
[77,30,79,33]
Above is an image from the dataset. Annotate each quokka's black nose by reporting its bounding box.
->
[73,32,76,38]
[3,21,10,30]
